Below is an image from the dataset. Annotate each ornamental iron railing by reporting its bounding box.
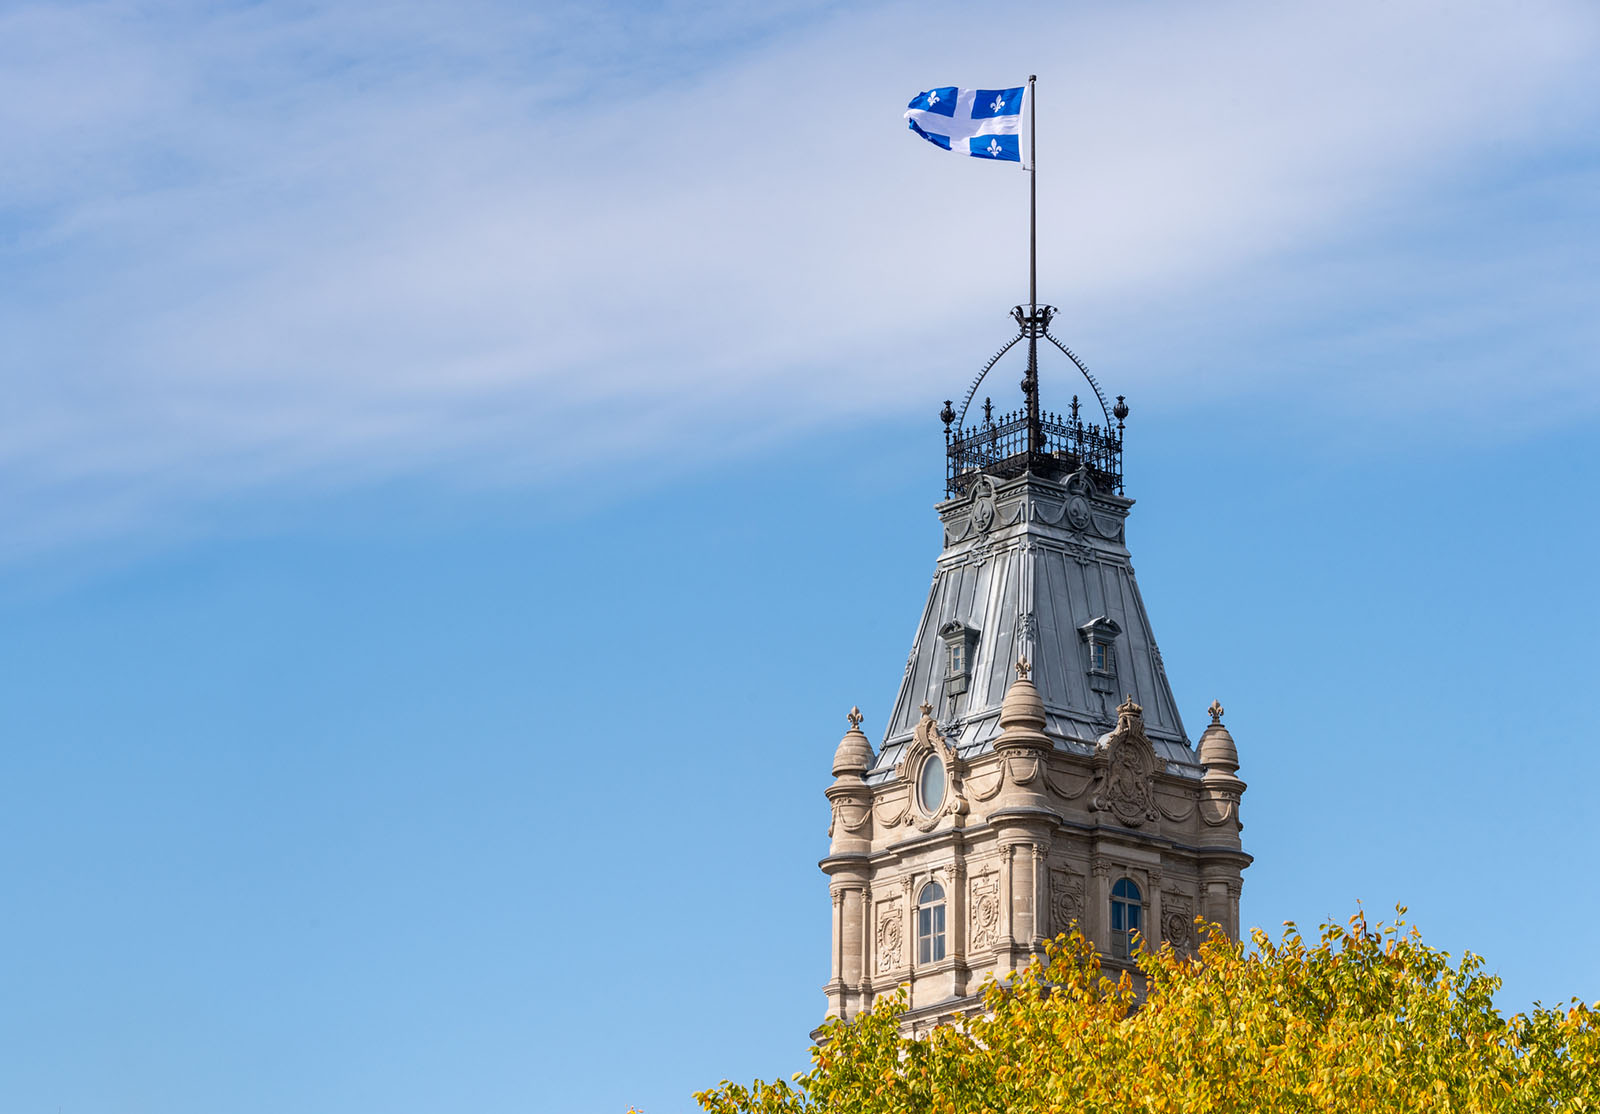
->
[945,405,1123,497]
[941,304,1128,498]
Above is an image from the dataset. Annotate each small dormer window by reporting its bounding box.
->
[938,621,979,697]
[1079,616,1122,695]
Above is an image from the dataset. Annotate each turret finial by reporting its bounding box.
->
[847,706,864,729]
[1015,657,1032,680]
[1208,700,1224,724]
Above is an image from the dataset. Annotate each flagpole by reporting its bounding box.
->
[1025,74,1040,454]
[1029,73,1037,315]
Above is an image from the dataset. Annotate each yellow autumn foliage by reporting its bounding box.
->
[695,911,1600,1113]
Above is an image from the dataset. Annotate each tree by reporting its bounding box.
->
[694,911,1600,1113]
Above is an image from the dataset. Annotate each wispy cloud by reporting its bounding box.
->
[1,0,1595,556]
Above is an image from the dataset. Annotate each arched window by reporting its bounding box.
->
[1110,878,1143,959]
[917,881,947,964]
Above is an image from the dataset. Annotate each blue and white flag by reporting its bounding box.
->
[904,85,1030,167]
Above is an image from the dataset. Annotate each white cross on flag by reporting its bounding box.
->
[904,84,1031,167]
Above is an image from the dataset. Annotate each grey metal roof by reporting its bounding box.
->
[870,464,1198,782]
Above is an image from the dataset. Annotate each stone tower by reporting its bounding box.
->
[820,305,1249,1031]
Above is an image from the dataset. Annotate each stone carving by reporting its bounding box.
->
[877,902,904,971]
[1091,512,1124,541]
[1208,700,1224,723]
[969,476,1000,535]
[832,798,870,833]
[1155,791,1196,822]
[872,792,909,828]
[1066,496,1091,532]
[1200,789,1240,827]
[1045,766,1093,801]
[964,766,1004,801]
[973,494,996,533]
[1162,894,1195,949]
[1092,696,1159,827]
[969,875,1001,950]
[1065,464,1098,498]
[1050,869,1083,934]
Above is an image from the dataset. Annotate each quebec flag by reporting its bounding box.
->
[904,85,1030,167]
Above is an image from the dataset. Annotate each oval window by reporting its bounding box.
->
[918,754,946,814]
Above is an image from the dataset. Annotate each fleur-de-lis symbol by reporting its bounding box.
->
[927,90,941,106]
[986,139,1002,157]
[990,94,1005,112]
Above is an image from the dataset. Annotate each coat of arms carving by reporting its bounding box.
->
[1092,696,1159,827]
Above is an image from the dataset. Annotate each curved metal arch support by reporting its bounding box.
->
[1043,332,1114,428]
[956,331,1025,428]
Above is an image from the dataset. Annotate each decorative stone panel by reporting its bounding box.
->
[968,875,1000,951]
[876,900,904,972]
[1050,868,1083,935]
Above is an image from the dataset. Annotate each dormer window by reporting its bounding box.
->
[938,621,980,697]
[1079,616,1122,695]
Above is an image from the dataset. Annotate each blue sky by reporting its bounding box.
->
[1,0,1597,1111]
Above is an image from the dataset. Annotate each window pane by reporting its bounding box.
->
[919,757,946,814]
[920,881,945,904]
[933,935,946,962]
[1129,905,1142,932]
[1112,903,1125,931]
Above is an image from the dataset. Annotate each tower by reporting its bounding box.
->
[820,304,1249,1031]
